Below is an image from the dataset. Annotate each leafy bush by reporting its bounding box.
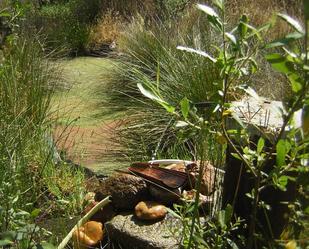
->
[137,1,309,248]
[26,0,101,54]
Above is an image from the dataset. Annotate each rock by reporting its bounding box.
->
[105,213,179,249]
[135,201,167,221]
[149,185,181,206]
[98,173,148,210]
[73,221,104,249]
[187,162,219,196]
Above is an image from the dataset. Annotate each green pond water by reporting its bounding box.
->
[52,56,124,175]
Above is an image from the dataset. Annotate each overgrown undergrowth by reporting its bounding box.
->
[0,35,86,247]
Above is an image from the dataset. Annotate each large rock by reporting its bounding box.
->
[98,173,149,210]
[105,213,179,249]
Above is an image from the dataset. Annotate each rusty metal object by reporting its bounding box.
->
[129,162,188,189]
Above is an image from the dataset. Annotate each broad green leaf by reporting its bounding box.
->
[177,46,217,62]
[197,4,219,18]
[137,83,175,113]
[288,73,303,93]
[265,53,294,73]
[266,32,304,48]
[276,139,287,167]
[231,153,242,160]
[277,13,304,34]
[257,137,265,154]
[225,204,233,223]
[180,97,190,119]
[225,32,237,44]
[278,175,288,191]
[137,83,161,102]
[238,14,249,38]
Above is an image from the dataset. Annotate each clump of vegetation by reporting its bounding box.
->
[103,14,222,161]
[87,10,125,52]
[0,4,87,247]
[103,0,297,162]
[25,0,101,54]
[136,1,309,248]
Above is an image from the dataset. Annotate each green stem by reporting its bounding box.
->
[187,127,207,248]
[57,196,110,249]
[247,171,261,249]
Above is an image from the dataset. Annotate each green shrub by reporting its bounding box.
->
[26,0,101,54]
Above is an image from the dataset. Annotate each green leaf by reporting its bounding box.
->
[266,32,304,48]
[213,0,223,10]
[277,13,304,34]
[238,14,249,38]
[227,239,239,249]
[197,4,219,18]
[0,12,11,17]
[257,137,265,154]
[196,4,223,31]
[177,46,217,62]
[249,58,258,73]
[276,139,287,167]
[239,21,262,40]
[225,204,233,223]
[225,32,237,44]
[0,239,14,246]
[288,73,303,93]
[278,175,288,191]
[218,210,226,228]
[231,153,242,160]
[265,53,294,73]
[180,97,190,119]
[31,208,41,218]
[137,83,175,113]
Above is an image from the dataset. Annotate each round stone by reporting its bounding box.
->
[135,201,167,220]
